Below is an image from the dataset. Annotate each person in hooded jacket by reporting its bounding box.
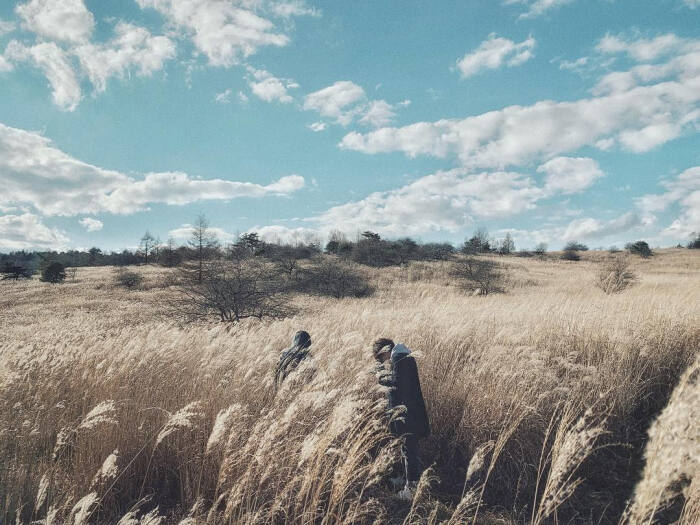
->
[274,330,312,391]
[373,338,430,499]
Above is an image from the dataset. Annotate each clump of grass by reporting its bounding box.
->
[595,255,637,294]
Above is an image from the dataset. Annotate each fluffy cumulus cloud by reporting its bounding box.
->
[74,22,176,93]
[169,224,236,242]
[562,212,643,241]
[15,0,94,43]
[0,122,305,216]
[5,2,178,110]
[135,0,315,67]
[303,80,405,128]
[637,167,700,238]
[340,40,700,168]
[455,34,535,78]
[303,81,366,125]
[309,157,605,237]
[538,157,604,194]
[246,66,298,103]
[5,41,82,110]
[79,217,103,232]
[0,213,69,251]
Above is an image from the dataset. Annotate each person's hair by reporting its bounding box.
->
[372,338,395,361]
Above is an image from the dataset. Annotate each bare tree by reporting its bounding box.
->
[187,215,219,283]
[451,256,507,295]
[498,232,515,255]
[175,254,292,323]
[139,231,157,265]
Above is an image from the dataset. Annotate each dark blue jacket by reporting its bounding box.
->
[385,346,430,438]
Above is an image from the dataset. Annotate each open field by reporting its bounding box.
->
[1,249,698,524]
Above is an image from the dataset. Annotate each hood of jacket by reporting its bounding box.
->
[391,343,411,363]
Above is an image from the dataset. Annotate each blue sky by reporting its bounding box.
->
[0,0,699,252]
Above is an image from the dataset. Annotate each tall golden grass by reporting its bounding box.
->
[1,249,698,524]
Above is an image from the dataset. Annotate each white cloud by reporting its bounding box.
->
[79,217,103,232]
[456,34,535,78]
[135,0,294,67]
[597,33,684,62]
[538,157,604,194]
[312,169,552,237]
[238,90,249,104]
[304,80,404,128]
[74,22,176,93]
[250,224,321,245]
[562,212,642,241]
[308,121,327,132]
[303,81,366,125]
[0,122,305,216]
[340,57,700,168]
[637,167,700,239]
[5,41,82,111]
[0,18,15,36]
[246,66,297,103]
[515,0,575,19]
[0,213,69,251]
[684,0,700,7]
[214,88,232,103]
[15,0,94,43]
[0,55,14,73]
[169,223,236,242]
[359,100,397,128]
[271,1,320,18]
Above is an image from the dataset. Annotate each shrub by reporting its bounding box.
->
[564,241,589,251]
[626,241,652,258]
[688,233,700,249]
[534,243,548,257]
[175,257,293,323]
[595,256,637,294]
[40,261,66,283]
[294,258,374,298]
[450,256,507,295]
[561,250,580,261]
[1,262,34,280]
[114,269,143,290]
[418,242,455,261]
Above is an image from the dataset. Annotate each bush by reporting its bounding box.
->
[534,243,548,257]
[450,256,507,295]
[688,233,700,249]
[564,241,589,251]
[1,262,34,280]
[40,261,66,283]
[114,269,143,290]
[293,258,374,299]
[561,249,581,261]
[595,256,636,294]
[626,241,652,258]
[175,257,293,323]
[418,242,455,261]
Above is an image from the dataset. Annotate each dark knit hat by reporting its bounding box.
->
[372,338,395,360]
[293,330,311,349]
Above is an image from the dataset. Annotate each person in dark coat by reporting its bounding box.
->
[274,330,312,391]
[373,338,430,498]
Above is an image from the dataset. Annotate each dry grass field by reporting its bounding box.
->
[1,249,698,524]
